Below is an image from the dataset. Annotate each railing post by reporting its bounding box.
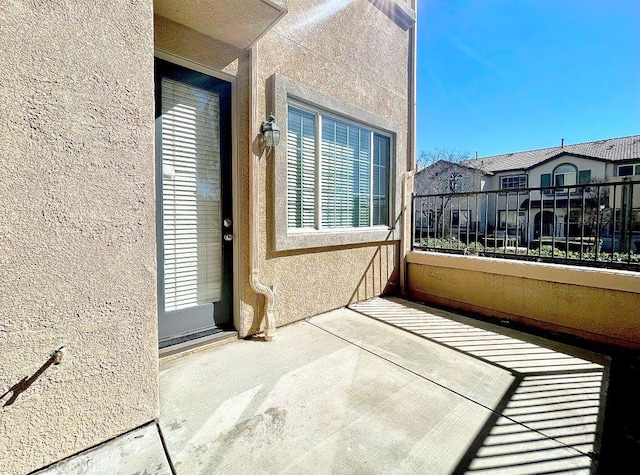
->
[411,193,415,251]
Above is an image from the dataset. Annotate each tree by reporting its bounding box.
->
[565,178,611,246]
[414,149,477,244]
[414,148,475,196]
[417,148,471,171]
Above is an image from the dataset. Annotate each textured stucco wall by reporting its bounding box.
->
[154,15,242,77]
[154,0,286,49]
[407,252,640,349]
[246,0,411,333]
[0,2,157,474]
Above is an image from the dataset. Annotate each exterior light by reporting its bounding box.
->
[261,114,281,148]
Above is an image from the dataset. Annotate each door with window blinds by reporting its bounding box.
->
[156,59,233,342]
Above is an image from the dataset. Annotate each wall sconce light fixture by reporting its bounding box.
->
[261,114,281,148]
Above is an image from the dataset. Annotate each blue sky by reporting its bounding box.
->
[416,0,640,158]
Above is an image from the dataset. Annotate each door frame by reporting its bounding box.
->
[154,49,240,339]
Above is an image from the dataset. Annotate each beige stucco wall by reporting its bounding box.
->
[407,252,640,349]
[244,0,411,333]
[0,2,157,474]
[0,0,411,470]
[154,15,243,77]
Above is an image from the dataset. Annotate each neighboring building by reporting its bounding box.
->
[0,1,416,473]
[414,160,483,196]
[415,136,640,250]
[413,160,484,240]
[462,134,640,191]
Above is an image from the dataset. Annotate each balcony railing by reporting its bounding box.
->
[412,179,640,271]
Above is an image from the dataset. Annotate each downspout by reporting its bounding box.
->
[400,2,418,295]
[248,44,276,341]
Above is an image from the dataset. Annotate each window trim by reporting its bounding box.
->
[500,174,527,190]
[269,74,403,252]
[553,163,578,195]
[617,163,640,177]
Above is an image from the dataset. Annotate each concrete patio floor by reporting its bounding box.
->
[37,297,611,474]
[157,297,608,474]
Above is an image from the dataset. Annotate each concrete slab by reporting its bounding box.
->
[159,298,608,474]
[309,307,514,408]
[33,423,171,475]
[349,298,608,472]
[24,297,611,474]
[159,318,500,474]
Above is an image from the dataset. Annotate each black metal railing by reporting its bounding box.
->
[412,179,640,271]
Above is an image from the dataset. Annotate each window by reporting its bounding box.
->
[540,173,552,195]
[578,170,591,184]
[554,164,577,188]
[500,175,527,190]
[613,209,640,232]
[287,103,391,230]
[541,164,587,195]
[271,74,401,251]
[498,210,526,235]
[439,172,472,193]
[499,210,519,228]
[452,210,470,226]
[618,164,640,177]
[286,107,316,229]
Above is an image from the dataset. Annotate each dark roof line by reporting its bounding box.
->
[460,135,640,173]
[478,134,640,157]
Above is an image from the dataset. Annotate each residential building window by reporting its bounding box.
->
[498,211,526,240]
[452,210,470,226]
[578,170,592,184]
[617,164,640,177]
[272,74,401,251]
[498,210,523,229]
[448,173,462,193]
[541,164,587,195]
[500,175,527,190]
[287,103,391,230]
[540,173,552,194]
[287,107,316,229]
[554,164,577,187]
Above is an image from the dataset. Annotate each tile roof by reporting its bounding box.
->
[461,135,640,173]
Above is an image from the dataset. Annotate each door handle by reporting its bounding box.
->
[224,233,233,242]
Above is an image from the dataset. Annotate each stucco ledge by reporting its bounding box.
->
[407,251,640,294]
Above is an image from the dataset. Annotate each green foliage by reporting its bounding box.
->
[419,237,463,249]
[414,238,640,267]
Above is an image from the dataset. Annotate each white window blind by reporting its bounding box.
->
[161,78,222,312]
[321,117,371,228]
[287,107,316,228]
[287,104,390,231]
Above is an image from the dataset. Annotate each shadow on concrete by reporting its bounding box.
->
[452,371,601,474]
[349,297,607,474]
